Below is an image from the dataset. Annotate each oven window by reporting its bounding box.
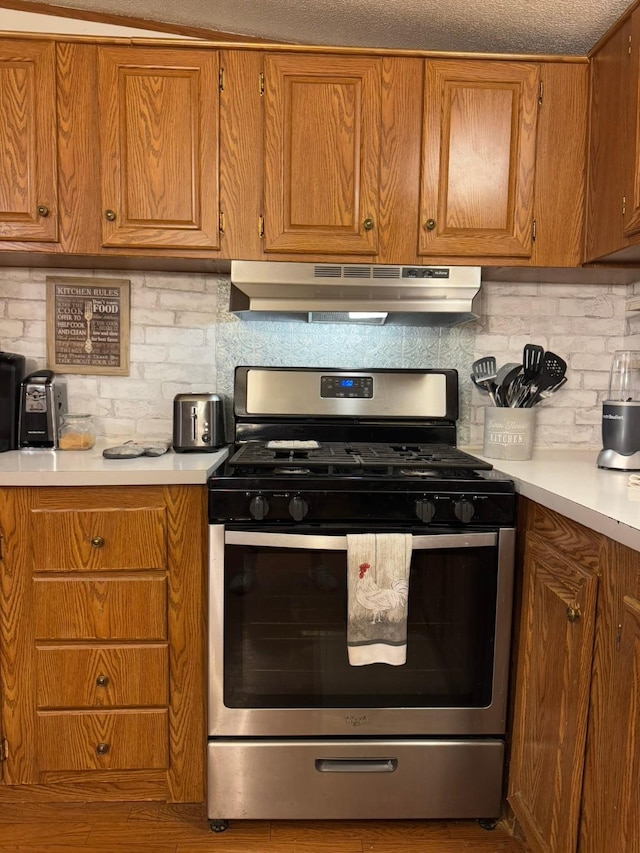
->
[222,541,499,709]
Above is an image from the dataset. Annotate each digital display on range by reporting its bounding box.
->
[321,375,373,398]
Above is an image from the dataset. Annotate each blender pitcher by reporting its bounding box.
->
[597,350,640,469]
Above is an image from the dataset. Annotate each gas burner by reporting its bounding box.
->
[399,469,439,478]
[272,467,311,475]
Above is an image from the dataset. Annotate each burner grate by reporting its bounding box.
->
[227,442,491,476]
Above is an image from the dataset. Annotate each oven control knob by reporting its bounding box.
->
[289,495,309,521]
[453,498,475,524]
[414,499,436,523]
[249,495,270,520]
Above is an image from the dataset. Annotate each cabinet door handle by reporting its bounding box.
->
[95,742,110,756]
[37,204,49,217]
[90,536,105,548]
[95,674,109,687]
[566,606,580,623]
[425,218,437,231]
[363,217,374,231]
[104,209,117,222]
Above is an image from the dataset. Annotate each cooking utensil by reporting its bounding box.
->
[510,344,544,405]
[521,352,567,407]
[470,356,498,404]
[494,362,522,407]
[523,343,544,380]
[533,375,567,403]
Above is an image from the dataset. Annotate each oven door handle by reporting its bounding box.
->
[224,531,497,550]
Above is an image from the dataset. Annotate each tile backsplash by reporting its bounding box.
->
[0,266,635,448]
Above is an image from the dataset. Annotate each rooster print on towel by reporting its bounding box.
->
[356,563,409,623]
[347,532,413,666]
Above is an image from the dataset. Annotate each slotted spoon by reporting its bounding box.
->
[522,352,567,407]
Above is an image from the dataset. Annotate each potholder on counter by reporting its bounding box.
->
[102,440,170,459]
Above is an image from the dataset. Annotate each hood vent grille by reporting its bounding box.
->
[229,260,482,327]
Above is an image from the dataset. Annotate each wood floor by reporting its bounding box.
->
[0,802,528,852]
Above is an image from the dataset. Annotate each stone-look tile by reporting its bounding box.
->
[1,266,639,448]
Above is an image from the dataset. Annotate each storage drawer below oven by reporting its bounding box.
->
[207,738,504,820]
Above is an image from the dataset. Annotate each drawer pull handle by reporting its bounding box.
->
[90,536,105,548]
[95,742,110,756]
[566,606,580,623]
[315,758,398,773]
[95,674,109,687]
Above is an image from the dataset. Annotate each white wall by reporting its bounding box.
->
[0,266,633,448]
[472,279,629,448]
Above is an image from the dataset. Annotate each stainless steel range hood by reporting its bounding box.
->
[229,260,482,326]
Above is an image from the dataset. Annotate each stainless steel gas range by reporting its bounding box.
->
[206,367,516,831]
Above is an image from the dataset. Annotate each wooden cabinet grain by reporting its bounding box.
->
[0,35,594,270]
[584,19,630,262]
[0,485,206,803]
[419,60,540,259]
[509,499,640,853]
[262,52,381,255]
[97,46,221,251]
[578,535,640,852]
[0,40,58,243]
[508,507,599,853]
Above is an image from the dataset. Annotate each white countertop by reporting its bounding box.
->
[3,441,640,551]
[0,441,230,486]
[467,448,640,552]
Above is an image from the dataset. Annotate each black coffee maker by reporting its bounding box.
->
[0,352,26,452]
[597,350,640,469]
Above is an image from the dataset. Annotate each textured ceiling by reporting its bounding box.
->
[12,0,635,55]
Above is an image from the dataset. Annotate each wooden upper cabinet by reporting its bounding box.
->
[263,53,381,254]
[419,60,539,258]
[97,46,220,250]
[624,10,640,239]
[585,21,630,262]
[0,40,58,242]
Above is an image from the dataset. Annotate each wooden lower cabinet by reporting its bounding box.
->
[508,499,640,853]
[578,538,640,853]
[0,485,206,803]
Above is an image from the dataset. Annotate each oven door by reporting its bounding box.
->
[208,525,515,737]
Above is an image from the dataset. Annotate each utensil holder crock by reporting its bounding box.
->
[483,407,536,461]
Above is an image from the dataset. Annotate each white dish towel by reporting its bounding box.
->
[346,532,413,666]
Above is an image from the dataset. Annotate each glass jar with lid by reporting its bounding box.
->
[58,413,96,451]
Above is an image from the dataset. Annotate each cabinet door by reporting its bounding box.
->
[579,541,640,853]
[611,595,640,850]
[263,53,381,254]
[98,46,220,250]
[419,60,539,258]
[585,22,630,260]
[624,10,640,238]
[0,40,58,242]
[508,532,597,853]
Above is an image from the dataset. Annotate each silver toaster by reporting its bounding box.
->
[173,393,226,452]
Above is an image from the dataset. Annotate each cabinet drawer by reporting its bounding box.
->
[37,644,168,708]
[33,575,167,640]
[31,508,166,572]
[37,709,169,771]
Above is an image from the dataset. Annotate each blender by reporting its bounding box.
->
[597,350,640,469]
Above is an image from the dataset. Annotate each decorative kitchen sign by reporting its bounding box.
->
[46,276,130,376]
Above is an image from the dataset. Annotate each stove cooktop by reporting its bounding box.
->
[222,441,493,478]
